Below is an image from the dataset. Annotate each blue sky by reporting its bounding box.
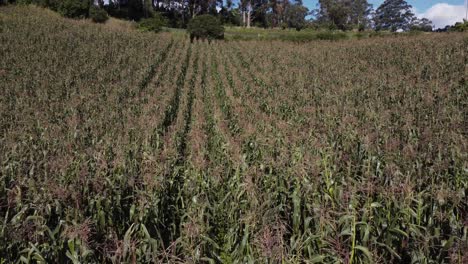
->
[261,1,466,28]
[302,1,464,12]
[302,1,467,28]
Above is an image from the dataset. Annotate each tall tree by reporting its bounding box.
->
[410,17,433,31]
[314,0,373,30]
[239,0,249,27]
[127,0,144,20]
[316,0,350,30]
[251,0,269,28]
[234,0,272,28]
[349,0,372,29]
[285,1,308,30]
[184,0,218,18]
[220,0,240,25]
[270,0,289,27]
[374,0,415,31]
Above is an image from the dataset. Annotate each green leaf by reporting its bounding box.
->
[376,242,401,260]
[390,228,409,238]
[355,245,373,263]
[201,234,221,250]
[200,257,216,264]
[309,255,325,263]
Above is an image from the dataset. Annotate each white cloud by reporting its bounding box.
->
[416,3,466,29]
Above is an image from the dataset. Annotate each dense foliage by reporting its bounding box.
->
[315,0,373,30]
[11,0,111,23]
[6,0,441,31]
[57,0,89,18]
[410,18,433,32]
[374,0,415,31]
[450,20,468,32]
[89,5,108,23]
[1,5,467,263]
[138,13,167,33]
[284,3,309,31]
[187,14,224,42]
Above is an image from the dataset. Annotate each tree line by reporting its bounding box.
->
[103,0,434,31]
[2,0,437,31]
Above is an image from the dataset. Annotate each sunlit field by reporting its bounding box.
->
[0,5,467,263]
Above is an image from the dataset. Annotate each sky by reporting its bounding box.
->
[302,0,467,28]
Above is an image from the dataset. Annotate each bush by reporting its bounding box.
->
[315,31,348,41]
[58,0,89,19]
[358,24,365,32]
[449,20,468,32]
[187,15,224,42]
[89,5,108,24]
[369,31,387,38]
[355,32,368,39]
[16,0,34,4]
[138,13,167,33]
[17,0,58,7]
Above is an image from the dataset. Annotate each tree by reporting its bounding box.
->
[251,0,269,27]
[138,12,167,32]
[239,0,251,27]
[349,0,372,30]
[374,0,415,31]
[187,14,224,42]
[449,19,468,32]
[269,0,289,28]
[239,0,269,28]
[95,0,105,8]
[89,5,109,23]
[127,0,143,20]
[58,0,90,19]
[315,0,372,30]
[410,17,433,32]
[316,0,350,30]
[219,0,241,26]
[285,2,308,30]
[185,0,219,18]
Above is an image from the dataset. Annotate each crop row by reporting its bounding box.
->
[0,6,467,263]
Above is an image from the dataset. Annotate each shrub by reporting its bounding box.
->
[41,0,60,10]
[15,0,65,14]
[315,31,348,41]
[358,24,366,32]
[187,15,224,43]
[355,32,368,39]
[58,0,89,19]
[16,0,34,4]
[449,20,468,32]
[138,13,167,33]
[369,31,386,38]
[278,32,316,42]
[89,5,108,24]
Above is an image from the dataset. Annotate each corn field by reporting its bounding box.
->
[0,6,467,264]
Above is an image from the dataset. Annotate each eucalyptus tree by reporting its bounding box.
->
[374,0,415,31]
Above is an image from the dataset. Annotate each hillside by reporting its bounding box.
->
[0,5,467,263]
